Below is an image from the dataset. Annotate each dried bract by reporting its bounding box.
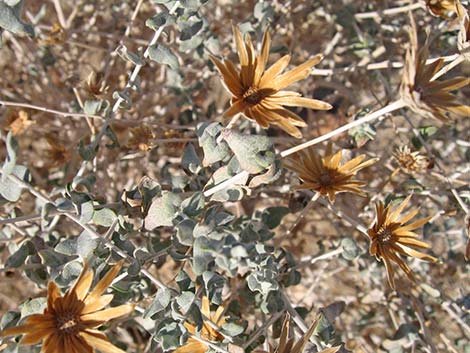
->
[254,314,340,353]
[1,110,34,136]
[400,15,470,122]
[425,0,466,19]
[367,196,438,289]
[46,134,71,167]
[174,296,225,353]
[393,145,429,174]
[210,25,332,138]
[0,261,135,353]
[127,124,155,151]
[85,71,109,99]
[458,9,470,61]
[284,144,377,202]
[40,22,67,46]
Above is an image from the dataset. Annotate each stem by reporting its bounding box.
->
[280,99,406,158]
[242,311,284,349]
[311,53,460,76]
[203,170,249,197]
[280,291,321,349]
[286,192,320,236]
[296,247,344,269]
[354,2,424,20]
[0,100,104,120]
[90,1,181,150]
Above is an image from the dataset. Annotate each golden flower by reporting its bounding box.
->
[425,0,466,19]
[0,261,134,353]
[45,134,71,167]
[210,25,332,138]
[254,314,340,353]
[1,110,35,136]
[126,124,155,151]
[400,15,470,122]
[174,296,225,353]
[284,144,377,202]
[393,145,429,174]
[367,196,438,289]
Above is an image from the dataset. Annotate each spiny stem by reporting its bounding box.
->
[90,1,181,150]
[311,53,460,76]
[354,2,424,20]
[243,311,284,349]
[0,100,104,120]
[286,192,320,236]
[280,99,406,158]
[280,291,321,349]
[296,247,344,269]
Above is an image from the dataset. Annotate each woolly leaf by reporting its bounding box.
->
[145,288,172,319]
[0,165,30,202]
[148,43,179,70]
[145,192,182,230]
[0,0,35,48]
[181,143,201,174]
[197,122,231,165]
[261,207,290,229]
[222,129,275,174]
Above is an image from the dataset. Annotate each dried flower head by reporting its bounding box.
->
[458,9,470,61]
[126,124,155,151]
[400,15,470,122]
[1,110,35,136]
[393,145,429,174]
[367,196,438,289]
[254,314,340,353]
[41,22,67,46]
[45,134,71,167]
[284,144,377,202]
[174,296,225,353]
[0,261,135,353]
[425,0,466,19]
[210,25,332,138]
[85,71,109,99]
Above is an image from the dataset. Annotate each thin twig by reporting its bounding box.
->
[286,192,320,236]
[243,311,284,349]
[311,53,460,76]
[0,100,104,120]
[90,2,181,151]
[281,100,406,158]
[280,291,321,349]
[354,2,425,20]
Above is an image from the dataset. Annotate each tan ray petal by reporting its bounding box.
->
[81,304,134,322]
[85,261,124,305]
[82,294,114,315]
[259,55,291,87]
[271,55,323,90]
[173,340,208,353]
[222,99,247,118]
[81,330,127,353]
[273,96,332,110]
